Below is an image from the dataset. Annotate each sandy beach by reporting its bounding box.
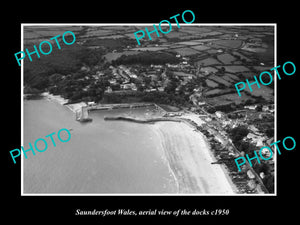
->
[41,92,86,113]
[154,121,236,194]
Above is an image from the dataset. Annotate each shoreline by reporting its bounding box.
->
[41,92,87,113]
[154,122,236,194]
[179,120,239,193]
[38,94,240,194]
[105,115,237,194]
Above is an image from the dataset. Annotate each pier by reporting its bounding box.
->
[76,106,93,122]
[87,102,159,111]
[74,102,168,122]
[104,116,182,124]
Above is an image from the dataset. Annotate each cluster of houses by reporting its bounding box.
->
[100,55,197,94]
[211,104,275,178]
[201,103,274,150]
[244,104,274,113]
[105,65,138,93]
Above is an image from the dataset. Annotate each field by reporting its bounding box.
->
[207,93,254,106]
[244,85,273,100]
[101,26,136,31]
[209,75,232,87]
[241,44,267,53]
[81,28,115,37]
[190,45,211,51]
[205,88,234,97]
[192,38,218,43]
[201,67,218,74]
[172,47,202,56]
[196,31,223,37]
[221,75,237,83]
[163,31,190,39]
[212,39,243,48]
[217,53,236,64]
[205,89,223,96]
[196,58,220,66]
[241,71,256,78]
[123,33,139,39]
[179,26,212,33]
[97,35,126,39]
[104,51,141,62]
[167,44,186,49]
[206,79,219,88]
[225,73,240,81]
[24,26,83,43]
[253,66,272,73]
[207,49,220,54]
[130,46,169,51]
[177,41,206,45]
[83,38,134,48]
[231,51,252,62]
[218,65,250,73]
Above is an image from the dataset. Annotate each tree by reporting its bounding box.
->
[24,86,42,95]
[70,91,84,102]
[49,73,63,85]
[164,80,176,93]
[137,84,145,92]
[98,77,110,88]
[207,107,216,114]
[144,76,152,87]
[229,126,249,143]
[238,141,256,155]
[30,76,49,90]
[244,99,254,105]
[263,173,274,193]
[265,127,274,138]
[256,104,263,111]
[93,91,104,103]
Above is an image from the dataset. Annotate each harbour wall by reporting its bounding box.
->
[104,116,182,124]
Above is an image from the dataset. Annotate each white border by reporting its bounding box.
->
[21,23,277,196]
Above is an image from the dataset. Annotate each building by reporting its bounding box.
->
[166,63,179,68]
[215,111,225,119]
[87,101,96,106]
[244,105,257,110]
[104,87,112,93]
[120,83,137,91]
[260,148,272,159]
[109,79,117,85]
[151,64,163,69]
[157,87,164,92]
[246,133,266,147]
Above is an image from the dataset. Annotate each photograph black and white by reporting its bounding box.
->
[22,24,275,195]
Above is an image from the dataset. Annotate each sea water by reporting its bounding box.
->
[23,99,177,194]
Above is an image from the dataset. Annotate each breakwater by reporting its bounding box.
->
[104,116,182,124]
[89,103,163,111]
